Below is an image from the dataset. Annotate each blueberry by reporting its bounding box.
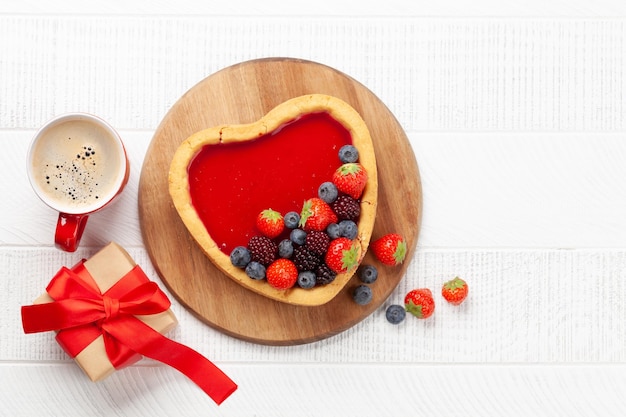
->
[230,246,251,268]
[318,181,338,203]
[245,261,266,280]
[290,228,307,246]
[338,145,359,163]
[385,304,406,324]
[357,264,378,284]
[278,239,294,258]
[297,271,316,289]
[352,285,373,305]
[339,220,357,239]
[326,223,343,239]
[284,211,300,229]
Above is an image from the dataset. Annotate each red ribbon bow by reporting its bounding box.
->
[21,262,237,405]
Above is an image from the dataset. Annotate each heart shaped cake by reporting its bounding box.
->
[168,94,377,306]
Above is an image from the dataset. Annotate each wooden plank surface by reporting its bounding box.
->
[1,18,624,132]
[3,0,626,16]
[8,247,626,363]
[6,130,626,249]
[3,363,626,417]
[3,9,626,416]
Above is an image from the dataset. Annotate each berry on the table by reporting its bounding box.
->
[371,233,407,266]
[266,259,298,290]
[326,223,343,239]
[404,288,435,319]
[230,245,251,268]
[442,276,468,305]
[256,208,284,238]
[352,285,373,305]
[297,271,316,289]
[290,228,307,246]
[247,235,278,266]
[385,304,406,324]
[339,219,357,239]
[325,237,360,273]
[318,181,339,204]
[292,245,321,272]
[305,230,330,256]
[315,263,337,285]
[357,264,378,284]
[245,261,266,280]
[338,144,359,163]
[299,197,338,232]
[284,211,300,229]
[332,163,368,200]
[331,195,360,221]
[278,239,294,258]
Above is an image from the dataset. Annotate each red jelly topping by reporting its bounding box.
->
[188,112,352,254]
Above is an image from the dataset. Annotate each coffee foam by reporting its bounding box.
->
[30,119,123,211]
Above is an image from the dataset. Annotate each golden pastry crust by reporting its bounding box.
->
[168,94,377,306]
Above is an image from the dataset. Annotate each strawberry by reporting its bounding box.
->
[299,197,338,232]
[266,258,298,290]
[404,288,435,319]
[442,276,468,305]
[332,163,368,200]
[371,233,407,266]
[325,237,360,273]
[256,208,284,238]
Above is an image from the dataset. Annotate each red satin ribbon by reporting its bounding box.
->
[21,262,237,405]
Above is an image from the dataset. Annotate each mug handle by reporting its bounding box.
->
[55,213,89,252]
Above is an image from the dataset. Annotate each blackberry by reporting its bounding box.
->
[305,230,330,256]
[332,195,360,221]
[315,263,337,285]
[292,246,321,272]
[247,235,277,266]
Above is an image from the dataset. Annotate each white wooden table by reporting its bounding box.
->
[2,2,625,415]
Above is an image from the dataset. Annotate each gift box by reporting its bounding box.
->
[31,242,177,381]
[22,242,237,405]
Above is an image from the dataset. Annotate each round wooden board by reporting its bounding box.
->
[138,58,422,345]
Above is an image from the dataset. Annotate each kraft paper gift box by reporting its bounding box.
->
[31,242,178,382]
[22,241,237,405]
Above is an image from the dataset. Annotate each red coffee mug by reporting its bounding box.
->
[27,113,130,252]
